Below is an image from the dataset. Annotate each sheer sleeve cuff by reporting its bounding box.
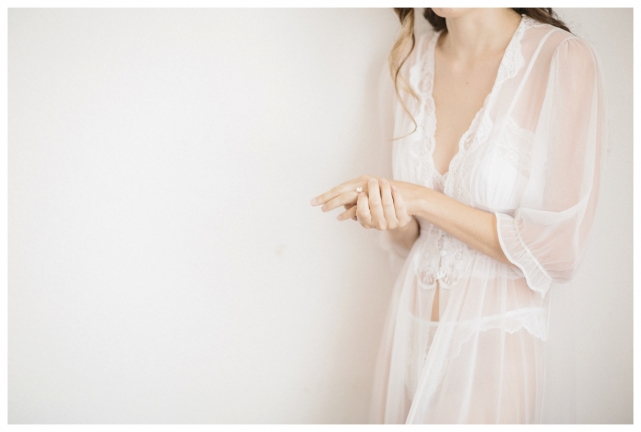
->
[378,229,411,260]
[495,212,553,298]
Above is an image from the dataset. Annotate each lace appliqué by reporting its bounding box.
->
[412,225,474,290]
[405,37,438,188]
[402,15,539,206]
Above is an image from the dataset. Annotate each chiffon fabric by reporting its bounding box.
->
[368,15,607,423]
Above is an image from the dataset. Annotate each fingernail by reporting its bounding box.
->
[381,178,387,184]
[321,204,327,211]
[392,186,398,192]
[369,178,376,183]
[310,198,317,205]
[336,214,342,220]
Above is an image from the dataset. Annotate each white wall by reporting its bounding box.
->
[552,8,633,424]
[8,8,632,423]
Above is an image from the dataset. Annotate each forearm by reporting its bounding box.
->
[392,180,512,265]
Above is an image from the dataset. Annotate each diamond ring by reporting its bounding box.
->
[356,186,363,193]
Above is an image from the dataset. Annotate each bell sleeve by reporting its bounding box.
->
[494,36,607,298]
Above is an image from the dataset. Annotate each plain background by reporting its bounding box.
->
[8,8,632,423]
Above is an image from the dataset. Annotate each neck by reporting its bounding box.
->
[439,9,522,60]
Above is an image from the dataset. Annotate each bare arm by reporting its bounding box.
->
[390,179,511,265]
[312,175,511,266]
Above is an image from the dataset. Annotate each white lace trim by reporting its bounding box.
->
[404,15,539,206]
[412,224,475,290]
[411,221,523,290]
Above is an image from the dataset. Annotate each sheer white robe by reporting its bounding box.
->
[368,15,607,424]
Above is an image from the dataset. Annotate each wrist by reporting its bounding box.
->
[389,180,432,217]
[409,187,432,219]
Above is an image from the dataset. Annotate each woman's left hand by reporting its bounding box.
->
[310,174,374,216]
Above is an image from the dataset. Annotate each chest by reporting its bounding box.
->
[431,49,503,174]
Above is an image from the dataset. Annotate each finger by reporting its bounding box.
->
[337,205,357,221]
[379,178,400,229]
[310,175,369,206]
[392,185,412,226]
[310,181,351,207]
[367,178,386,230]
[343,203,357,220]
[356,192,372,228]
[321,191,359,212]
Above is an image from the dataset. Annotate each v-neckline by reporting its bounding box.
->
[426,14,525,180]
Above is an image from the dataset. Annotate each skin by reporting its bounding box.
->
[310,8,522,320]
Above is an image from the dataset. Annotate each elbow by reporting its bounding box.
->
[499,236,583,298]
[523,249,587,299]
[495,212,590,297]
[543,254,586,285]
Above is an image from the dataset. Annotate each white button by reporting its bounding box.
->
[440,250,448,257]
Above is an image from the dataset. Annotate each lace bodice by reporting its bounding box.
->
[389,15,604,296]
[404,17,545,291]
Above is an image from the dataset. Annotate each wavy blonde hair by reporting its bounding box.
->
[389,8,419,137]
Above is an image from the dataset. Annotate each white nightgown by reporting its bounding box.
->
[368,15,607,424]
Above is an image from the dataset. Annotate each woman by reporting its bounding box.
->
[310,8,606,423]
